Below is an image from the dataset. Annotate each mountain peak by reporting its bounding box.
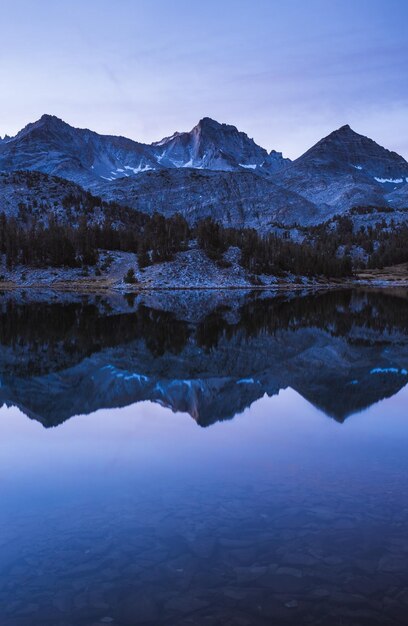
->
[1,113,290,184]
[195,117,235,133]
[37,114,69,129]
[197,116,220,127]
[151,117,282,172]
[337,124,352,132]
[278,122,408,216]
[329,124,367,140]
[297,123,408,169]
[40,113,62,122]
[12,114,71,142]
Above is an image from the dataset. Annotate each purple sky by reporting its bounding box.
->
[0,0,407,159]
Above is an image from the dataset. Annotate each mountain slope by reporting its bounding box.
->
[386,182,408,209]
[0,115,161,187]
[0,170,98,223]
[92,168,320,227]
[274,125,408,218]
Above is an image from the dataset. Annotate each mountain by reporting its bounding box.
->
[150,117,289,173]
[0,166,318,229]
[1,115,408,227]
[0,170,101,222]
[92,168,320,228]
[274,125,408,219]
[0,114,159,187]
[0,115,289,189]
[295,124,408,179]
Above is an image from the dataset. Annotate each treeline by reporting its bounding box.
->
[305,215,408,270]
[0,211,190,270]
[367,227,408,269]
[0,200,352,278]
[195,218,352,277]
[2,186,408,277]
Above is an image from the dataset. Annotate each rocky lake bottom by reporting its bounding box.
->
[0,288,408,625]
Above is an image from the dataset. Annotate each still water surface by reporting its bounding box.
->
[0,289,407,625]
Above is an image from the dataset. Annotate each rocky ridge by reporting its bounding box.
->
[1,115,407,227]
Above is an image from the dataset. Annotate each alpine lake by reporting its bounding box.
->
[1,287,408,625]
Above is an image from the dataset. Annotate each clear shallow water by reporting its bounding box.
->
[1,289,408,625]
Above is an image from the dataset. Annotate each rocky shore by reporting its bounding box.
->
[1,247,408,292]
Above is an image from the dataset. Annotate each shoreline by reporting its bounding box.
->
[1,256,408,294]
[1,277,408,293]
[1,252,407,294]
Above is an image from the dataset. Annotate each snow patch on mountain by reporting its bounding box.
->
[124,164,154,174]
[370,367,408,375]
[374,176,405,184]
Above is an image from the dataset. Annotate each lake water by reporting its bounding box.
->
[0,288,408,625]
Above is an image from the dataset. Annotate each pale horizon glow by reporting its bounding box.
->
[0,0,407,160]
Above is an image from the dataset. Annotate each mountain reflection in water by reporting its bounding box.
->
[1,288,408,426]
[2,288,408,626]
